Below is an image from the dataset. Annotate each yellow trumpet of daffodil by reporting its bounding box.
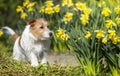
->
[105,20,116,29]
[21,12,27,19]
[102,37,107,44]
[101,7,111,17]
[95,30,105,39]
[85,31,91,39]
[45,1,53,7]
[80,14,89,25]
[115,5,120,15]
[53,5,60,13]
[16,6,23,13]
[108,30,116,39]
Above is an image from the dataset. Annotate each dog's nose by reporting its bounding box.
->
[49,32,52,36]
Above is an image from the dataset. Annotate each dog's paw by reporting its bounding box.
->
[31,63,39,67]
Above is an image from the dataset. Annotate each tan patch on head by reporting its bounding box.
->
[27,18,49,39]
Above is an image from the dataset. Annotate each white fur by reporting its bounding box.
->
[2,26,15,35]
[5,25,51,67]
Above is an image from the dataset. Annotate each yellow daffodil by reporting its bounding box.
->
[105,20,116,28]
[56,28,65,38]
[112,36,119,44]
[28,7,34,12]
[95,30,105,39]
[97,1,105,8]
[62,0,67,6]
[23,0,30,7]
[108,30,116,39]
[102,37,107,44]
[21,12,27,19]
[85,31,91,39]
[80,14,89,25]
[75,2,86,11]
[27,2,36,8]
[115,5,120,15]
[115,17,120,25]
[45,1,53,7]
[16,6,23,13]
[63,12,73,23]
[40,7,45,13]
[101,7,111,17]
[56,28,69,41]
[53,5,60,13]
[83,8,92,15]
[60,33,69,41]
[45,7,54,15]
[62,0,74,7]
[0,30,3,37]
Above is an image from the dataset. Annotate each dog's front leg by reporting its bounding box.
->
[41,52,47,64]
[29,52,39,67]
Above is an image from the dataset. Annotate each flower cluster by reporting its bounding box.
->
[63,12,73,23]
[94,29,120,44]
[62,0,74,7]
[75,2,91,25]
[56,28,69,41]
[16,0,36,19]
[40,1,60,15]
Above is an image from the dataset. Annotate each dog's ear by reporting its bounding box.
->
[27,19,36,26]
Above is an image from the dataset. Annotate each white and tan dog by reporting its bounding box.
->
[2,18,52,67]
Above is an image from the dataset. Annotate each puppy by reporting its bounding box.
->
[2,18,52,67]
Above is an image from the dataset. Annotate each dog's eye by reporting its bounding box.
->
[40,26,44,29]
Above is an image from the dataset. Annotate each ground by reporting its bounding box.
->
[47,53,79,66]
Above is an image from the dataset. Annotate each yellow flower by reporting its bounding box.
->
[62,0,67,6]
[80,14,89,25]
[62,0,74,7]
[21,12,27,19]
[53,5,60,13]
[97,1,105,8]
[0,30,3,37]
[56,28,69,41]
[102,37,107,44]
[27,2,36,8]
[85,31,91,39]
[45,1,53,7]
[108,30,116,39]
[28,7,34,12]
[115,5,120,15]
[60,33,69,41]
[40,7,45,13]
[75,2,86,11]
[95,30,105,39]
[112,36,119,44]
[56,28,65,37]
[115,17,120,25]
[45,7,54,15]
[105,20,116,28]
[23,0,30,7]
[16,6,23,13]
[83,8,92,15]
[63,12,73,23]
[101,7,111,17]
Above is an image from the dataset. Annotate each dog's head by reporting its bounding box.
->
[27,18,52,40]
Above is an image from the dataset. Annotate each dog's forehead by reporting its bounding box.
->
[35,18,48,26]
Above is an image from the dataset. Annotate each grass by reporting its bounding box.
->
[0,41,82,76]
